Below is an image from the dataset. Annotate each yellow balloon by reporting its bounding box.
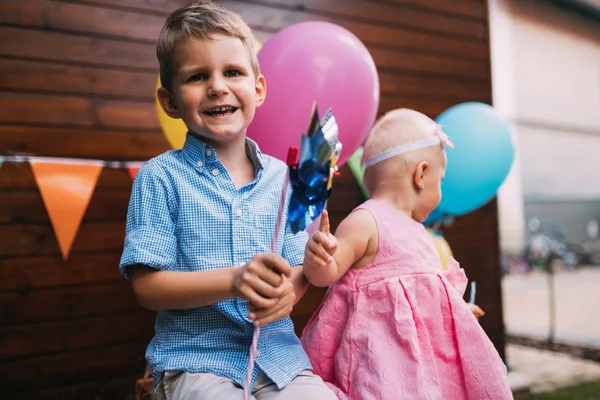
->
[155,78,187,149]
[155,39,263,149]
[427,228,453,271]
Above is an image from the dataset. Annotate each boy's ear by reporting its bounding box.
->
[254,74,267,107]
[157,87,180,119]
[414,161,430,190]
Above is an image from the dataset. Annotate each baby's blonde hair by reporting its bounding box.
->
[362,108,437,166]
[361,108,444,194]
[156,0,260,91]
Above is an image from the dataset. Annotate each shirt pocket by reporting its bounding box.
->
[253,212,279,253]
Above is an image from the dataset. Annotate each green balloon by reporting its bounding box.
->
[347,147,369,200]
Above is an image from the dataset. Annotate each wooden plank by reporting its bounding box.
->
[292,314,310,337]
[6,376,139,400]
[0,311,154,360]
[378,69,490,98]
[370,0,486,19]
[223,1,490,59]
[0,30,486,85]
[0,26,157,69]
[0,92,159,130]
[0,341,147,395]
[443,200,506,358]
[245,0,487,38]
[371,47,488,80]
[0,58,157,100]
[75,0,484,20]
[0,57,489,101]
[0,56,489,103]
[69,0,489,58]
[0,125,167,159]
[439,229,499,248]
[378,94,459,119]
[291,284,328,316]
[0,162,135,191]
[0,281,141,324]
[0,191,129,224]
[0,253,125,291]
[0,221,126,258]
[0,74,487,134]
[0,0,163,42]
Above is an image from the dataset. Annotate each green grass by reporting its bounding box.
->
[514,380,600,400]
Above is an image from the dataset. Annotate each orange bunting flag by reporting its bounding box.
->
[30,161,103,260]
[127,167,140,180]
[126,162,145,181]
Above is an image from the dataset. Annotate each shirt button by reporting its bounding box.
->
[196,160,203,168]
[212,168,219,176]
[235,209,242,217]
[205,149,212,156]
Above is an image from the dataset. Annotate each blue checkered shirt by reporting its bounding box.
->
[120,134,311,389]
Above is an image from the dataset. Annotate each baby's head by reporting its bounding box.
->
[157,0,260,91]
[362,109,451,222]
[155,1,265,144]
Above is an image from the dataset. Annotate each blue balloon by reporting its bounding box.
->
[423,208,445,226]
[435,102,514,216]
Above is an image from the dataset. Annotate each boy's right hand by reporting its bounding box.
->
[305,210,338,269]
[232,254,292,309]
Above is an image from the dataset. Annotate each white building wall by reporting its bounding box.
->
[490,0,600,252]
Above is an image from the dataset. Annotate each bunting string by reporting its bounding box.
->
[1,155,145,169]
[1,154,146,260]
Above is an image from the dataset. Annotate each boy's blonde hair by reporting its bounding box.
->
[157,0,260,90]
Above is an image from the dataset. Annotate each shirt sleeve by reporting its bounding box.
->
[119,161,178,280]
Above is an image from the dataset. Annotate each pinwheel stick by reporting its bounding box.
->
[243,146,298,400]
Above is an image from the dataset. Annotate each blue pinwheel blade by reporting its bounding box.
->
[287,105,342,233]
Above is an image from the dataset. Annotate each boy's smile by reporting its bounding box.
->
[160,34,266,147]
[203,105,238,117]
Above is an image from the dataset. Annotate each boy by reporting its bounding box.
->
[120,1,337,399]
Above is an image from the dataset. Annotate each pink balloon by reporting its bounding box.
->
[247,21,380,166]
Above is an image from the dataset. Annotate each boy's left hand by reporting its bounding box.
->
[248,275,295,327]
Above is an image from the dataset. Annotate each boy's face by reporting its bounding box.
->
[160,33,265,145]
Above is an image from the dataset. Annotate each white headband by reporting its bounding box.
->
[362,124,454,168]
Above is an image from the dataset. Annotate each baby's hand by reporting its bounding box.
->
[305,210,338,269]
[248,275,295,327]
[467,303,485,319]
[232,253,292,309]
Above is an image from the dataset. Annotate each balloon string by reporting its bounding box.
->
[469,281,477,304]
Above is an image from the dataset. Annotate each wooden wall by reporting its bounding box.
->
[0,0,502,398]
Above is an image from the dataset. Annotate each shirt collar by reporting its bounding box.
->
[182,132,264,173]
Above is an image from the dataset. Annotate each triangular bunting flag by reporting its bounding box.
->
[30,161,103,260]
[126,162,145,181]
[127,166,140,180]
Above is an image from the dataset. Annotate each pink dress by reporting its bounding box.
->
[301,199,512,400]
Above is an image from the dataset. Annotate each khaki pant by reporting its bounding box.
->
[152,369,338,400]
